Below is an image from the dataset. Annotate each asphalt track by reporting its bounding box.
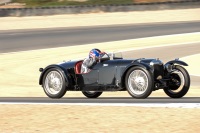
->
[0,21,200,53]
[0,22,199,104]
[0,97,200,103]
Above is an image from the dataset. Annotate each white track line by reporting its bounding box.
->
[0,102,200,108]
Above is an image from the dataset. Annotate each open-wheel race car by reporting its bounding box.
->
[39,51,190,99]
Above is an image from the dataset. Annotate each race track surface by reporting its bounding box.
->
[0,21,199,103]
[0,21,200,53]
[0,97,200,103]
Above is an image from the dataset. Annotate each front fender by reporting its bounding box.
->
[39,65,72,87]
[165,60,188,66]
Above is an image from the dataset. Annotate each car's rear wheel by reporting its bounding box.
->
[43,68,67,98]
[82,91,102,98]
[164,65,190,98]
[125,67,153,99]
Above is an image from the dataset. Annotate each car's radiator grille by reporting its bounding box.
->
[153,64,164,80]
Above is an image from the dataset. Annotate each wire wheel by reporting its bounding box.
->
[125,67,153,99]
[44,71,63,95]
[128,70,148,95]
[43,68,67,98]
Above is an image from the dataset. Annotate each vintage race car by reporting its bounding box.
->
[39,52,190,99]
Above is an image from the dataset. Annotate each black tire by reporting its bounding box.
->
[164,65,190,98]
[82,91,103,98]
[125,66,153,99]
[42,68,67,99]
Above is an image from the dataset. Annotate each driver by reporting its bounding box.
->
[81,48,105,73]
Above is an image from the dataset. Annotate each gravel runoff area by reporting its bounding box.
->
[0,9,200,133]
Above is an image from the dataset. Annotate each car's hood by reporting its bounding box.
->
[115,58,157,64]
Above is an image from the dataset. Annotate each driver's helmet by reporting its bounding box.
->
[89,49,101,59]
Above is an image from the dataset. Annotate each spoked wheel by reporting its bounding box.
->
[125,67,153,99]
[82,91,103,98]
[164,65,190,98]
[43,68,67,98]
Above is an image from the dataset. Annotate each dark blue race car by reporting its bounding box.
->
[39,52,190,99]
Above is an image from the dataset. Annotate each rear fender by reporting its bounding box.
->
[39,65,72,87]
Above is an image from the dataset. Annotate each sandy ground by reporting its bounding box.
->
[0,9,200,132]
[1,8,200,30]
[0,105,200,133]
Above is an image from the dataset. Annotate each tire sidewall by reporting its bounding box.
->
[42,68,67,98]
[125,66,153,99]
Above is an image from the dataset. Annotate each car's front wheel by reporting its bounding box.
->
[42,68,67,98]
[82,91,103,98]
[164,65,190,98]
[125,67,153,99]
